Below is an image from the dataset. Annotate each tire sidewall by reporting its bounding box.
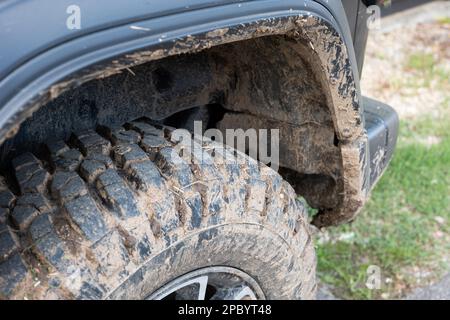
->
[108,223,313,300]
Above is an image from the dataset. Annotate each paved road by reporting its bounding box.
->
[405,274,450,300]
[381,0,435,16]
[378,1,450,32]
[317,274,450,300]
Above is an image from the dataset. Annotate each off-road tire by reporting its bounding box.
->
[0,119,316,299]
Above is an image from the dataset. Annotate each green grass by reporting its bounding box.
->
[316,104,450,299]
[383,52,449,93]
[403,52,449,89]
[437,17,450,25]
[406,53,436,72]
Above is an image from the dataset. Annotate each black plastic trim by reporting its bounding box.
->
[363,96,399,187]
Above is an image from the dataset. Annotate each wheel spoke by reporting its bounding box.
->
[233,286,257,300]
[149,275,209,300]
[210,285,257,300]
[147,266,265,300]
[197,275,209,300]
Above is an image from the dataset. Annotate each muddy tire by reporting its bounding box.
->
[0,119,316,300]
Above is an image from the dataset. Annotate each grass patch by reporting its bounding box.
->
[403,52,446,89]
[406,52,436,73]
[406,52,435,72]
[316,105,450,299]
[382,52,449,93]
[437,17,450,25]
